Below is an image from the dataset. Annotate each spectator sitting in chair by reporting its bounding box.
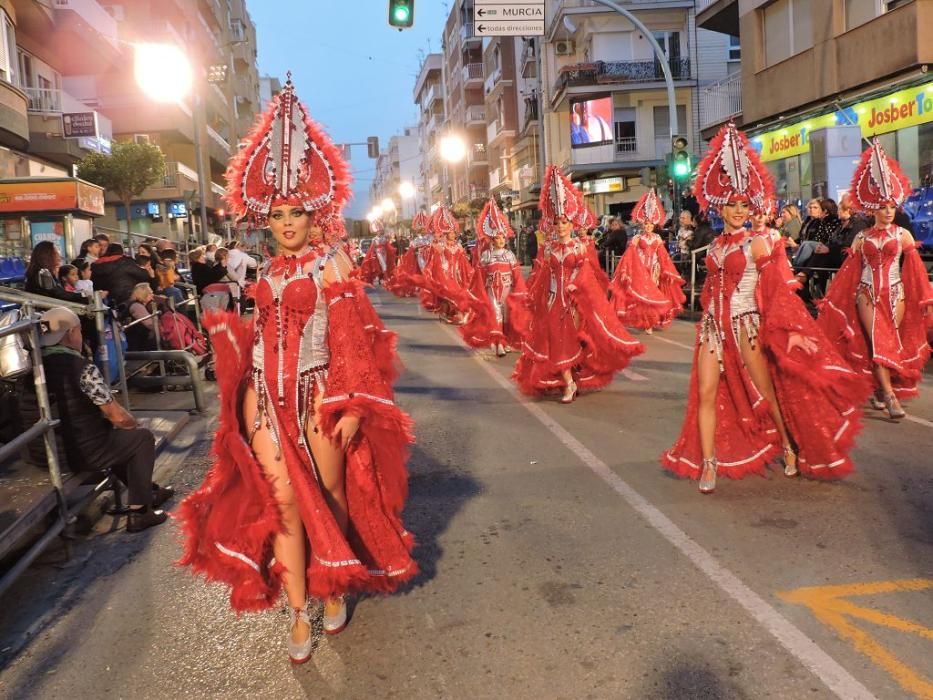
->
[126,282,159,351]
[155,248,185,307]
[92,243,152,307]
[38,307,172,533]
[189,248,230,296]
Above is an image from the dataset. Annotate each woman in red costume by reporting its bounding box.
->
[513,165,644,403]
[661,123,868,493]
[359,218,396,287]
[460,198,529,356]
[421,206,473,323]
[609,188,685,333]
[819,139,933,419]
[390,210,431,298]
[177,78,416,663]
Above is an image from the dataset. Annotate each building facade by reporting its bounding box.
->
[413,53,444,211]
[369,127,424,223]
[541,0,734,220]
[698,0,933,202]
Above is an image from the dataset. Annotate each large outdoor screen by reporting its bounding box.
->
[570,97,614,148]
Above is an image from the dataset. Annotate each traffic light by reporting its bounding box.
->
[367,136,380,159]
[388,0,414,29]
[671,135,690,181]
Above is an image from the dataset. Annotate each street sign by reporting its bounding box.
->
[62,112,98,139]
[473,1,545,36]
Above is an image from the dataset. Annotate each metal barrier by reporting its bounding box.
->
[0,308,69,598]
[123,350,207,413]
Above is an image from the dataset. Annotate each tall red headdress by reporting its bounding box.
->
[631,188,666,227]
[694,122,773,213]
[225,75,352,223]
[476,198,514,239]
[411,210,430,234]
[849,138,912,212]
[369,219,384,234]
[430,206,460,237]
[539,164,584,222]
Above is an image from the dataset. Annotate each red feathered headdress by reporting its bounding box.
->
[411,210,430,233]
[476,199,514,238]
[539,165,584,222]
[576,206,599,231]
[225,74,352,223]
[369,219,384,234]
[695,122,773,213]
[631,188,666,227]
[430,206,460,237]
[850,138,911,212]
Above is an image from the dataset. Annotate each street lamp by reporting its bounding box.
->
[440,134,467,205]
[398,181,416,199]
[134,42,210,244]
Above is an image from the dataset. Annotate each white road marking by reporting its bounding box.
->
[652,334,695,352]
[438,322,878,700]
[905,414,933,430]
[622,368,649,382]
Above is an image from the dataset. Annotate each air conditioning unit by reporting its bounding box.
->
[555,40,575,56]
[133,134,151,145]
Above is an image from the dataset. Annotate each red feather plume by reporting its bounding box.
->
[694,122,773,213]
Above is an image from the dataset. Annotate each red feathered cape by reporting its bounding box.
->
[818,237,933,398]
[176,280,417,612]
[459,252,530,349]
[360,239,397,285]
[662,239,869,481]
[610,236,685,330]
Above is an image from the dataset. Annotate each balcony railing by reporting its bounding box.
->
[553,58,692,96]
[23,87,62,113]
[161,161,200,188]
[696,0,718,12]
[524,99,539,124]
[463,63,484,83]
[206,125,231,152]
[489,168,502,190]
[465,105,486,123]
[486,119,499,143]
[469,143,487,164]
[615,136,637,155]
[699,72,742,129]
[52,0,118,43]
[461,23,478,43]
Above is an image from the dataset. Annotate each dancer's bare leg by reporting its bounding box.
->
[696,343,720,460]
[305,392,348,616]
[244,386,309,644]
[738,330,793,450]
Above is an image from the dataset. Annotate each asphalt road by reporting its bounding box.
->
[1,287,931,700]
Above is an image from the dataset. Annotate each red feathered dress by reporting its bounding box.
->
[513,238,644,394]
[421,240,474,320]
[460,246,530,349]
[390,234,432,298]
[610,232,686,330]
[360,234,397,286]
[177,247,417,612]
[662,232,869,481]
[819,225,933,398]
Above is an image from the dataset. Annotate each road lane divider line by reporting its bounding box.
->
[652,334,695,352]
[621,368,649,382]
[438,323,877,700]
[905,415,933,430]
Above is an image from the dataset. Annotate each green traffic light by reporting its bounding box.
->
[393,6,410,21]
[389,0,414,28]
[673,161,690,178]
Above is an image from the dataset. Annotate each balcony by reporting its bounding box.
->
[429,174,441,192]
[465,105,486,125]
[424,83,442,108]
[50,0,121,73]
[206,125,231,167]
[23,87,114,164]
[695,0,739,36]
[551,58,692,107]
[468,143,488,168]
[520,41,537,79]
[463,63,484,87]
[615,136,637,156]
[487,117,516,148]
[699,72,742,131]
[461,23,481,45]
[489,168,502,190]
[0,81,29,149]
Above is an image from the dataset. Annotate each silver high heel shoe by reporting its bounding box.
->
[869,391,886,411]
[884,394,905,419]
[699,458,717,494]
[783,444,799,478]
[560,380,578,404]
[323,596,348,635]
[287,603,313,664]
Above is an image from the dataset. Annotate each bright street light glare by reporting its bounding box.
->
[440,135,467,163]
[366,211,378,222]
[399,181,416,199]
[135,43,193,103]
[372,204,384,217]
[381,198,397,211]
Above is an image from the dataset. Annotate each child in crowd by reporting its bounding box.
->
[72,259,95,297]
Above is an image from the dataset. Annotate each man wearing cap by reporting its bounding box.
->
[39,307,171,532]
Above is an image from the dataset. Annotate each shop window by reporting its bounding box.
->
[762,0,812,68]
[0,10,16,85]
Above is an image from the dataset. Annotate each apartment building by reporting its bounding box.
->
[413,53,444,210]
[259,75,282,113]
[509,37,544,228]
[0,0,126,258]
[698,0,933,202]
[86,0,261,241]
[369,127,423,222]
[541,0,734,219]
[442,0,490,206]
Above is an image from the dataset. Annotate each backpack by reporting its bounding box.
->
[159,310,208,356]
